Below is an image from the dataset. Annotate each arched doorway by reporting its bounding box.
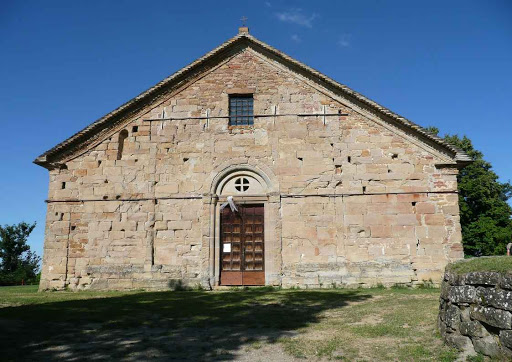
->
[211,166,272,286]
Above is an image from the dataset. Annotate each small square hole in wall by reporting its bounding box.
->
[71,225,76,231]
[183,158,189,162]
[412,202,417,207]
[347,156,352,163]
[98,160,102,166]
[391,153,398,159]
[61,182,66,189]
[335,165,342,174]
[362,186,366,193]
[132,126,138,133]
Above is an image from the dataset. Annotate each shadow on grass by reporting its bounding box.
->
[0,288,371,361]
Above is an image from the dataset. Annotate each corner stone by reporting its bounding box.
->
[440,281,451,300]
[444,271,461,286]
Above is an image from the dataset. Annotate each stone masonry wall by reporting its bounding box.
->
[39,47,464,290]
[439,268,512,358]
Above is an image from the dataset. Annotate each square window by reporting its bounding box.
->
[229,95,253,126]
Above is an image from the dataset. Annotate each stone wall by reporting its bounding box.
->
[39,47,464,291]
[439,269,512,358]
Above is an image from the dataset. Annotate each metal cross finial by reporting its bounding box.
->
[240,16,248,27]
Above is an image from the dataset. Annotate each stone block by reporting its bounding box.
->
[440,282,451,300]
[439,299,448,321]
[154,221,167,230]
[444,333,474,352]
[155,183,179,196]
[473,336,501,357]
[168,221,192,230]
[500,273,512,290]
[460,320,489,338]
[470,305,512,329]
[425,214,445,225]
[415,202,435,214]
[463,272,500,286]
[500,330,512,349]
[445,304,461,329]
[477,287,512,311]
[370,225,392,238]
[448,285,476,304]
[444,270,461,286]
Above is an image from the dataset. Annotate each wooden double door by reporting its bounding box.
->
[220,204,265,286]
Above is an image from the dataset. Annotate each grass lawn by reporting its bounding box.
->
[446,256,512,275]
[0,285,458,361]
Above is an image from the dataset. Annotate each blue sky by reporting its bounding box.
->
[1,0,511,259]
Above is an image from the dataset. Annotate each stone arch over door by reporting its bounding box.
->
[206,163,281,287]
[208,162,278,195]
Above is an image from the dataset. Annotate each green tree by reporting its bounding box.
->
[0,222,40,285]
[427,127,512,255]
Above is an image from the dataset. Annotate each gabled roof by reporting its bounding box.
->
[34,29,471,169]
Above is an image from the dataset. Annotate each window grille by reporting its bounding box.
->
[229,95,253,126]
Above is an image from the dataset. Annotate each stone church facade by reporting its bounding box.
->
[35,28,470,291]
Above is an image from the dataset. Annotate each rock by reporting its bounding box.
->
[448,285,476,304]
[438,316,448,337]
[332,350,344,359]
[444,271,461,286]
[445,304,461,330]
[500,273,512,290]
[459,320,489,338]
[439,299,447,321]
[440,281,451,300]
[439,269,512,360]
[460,306,471,321]
[470,305,512,329]
[473,336,501,357]
[500,330,512,349]
[477,287,512,311]
[463,272,500,286]
[445,333,474,352]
